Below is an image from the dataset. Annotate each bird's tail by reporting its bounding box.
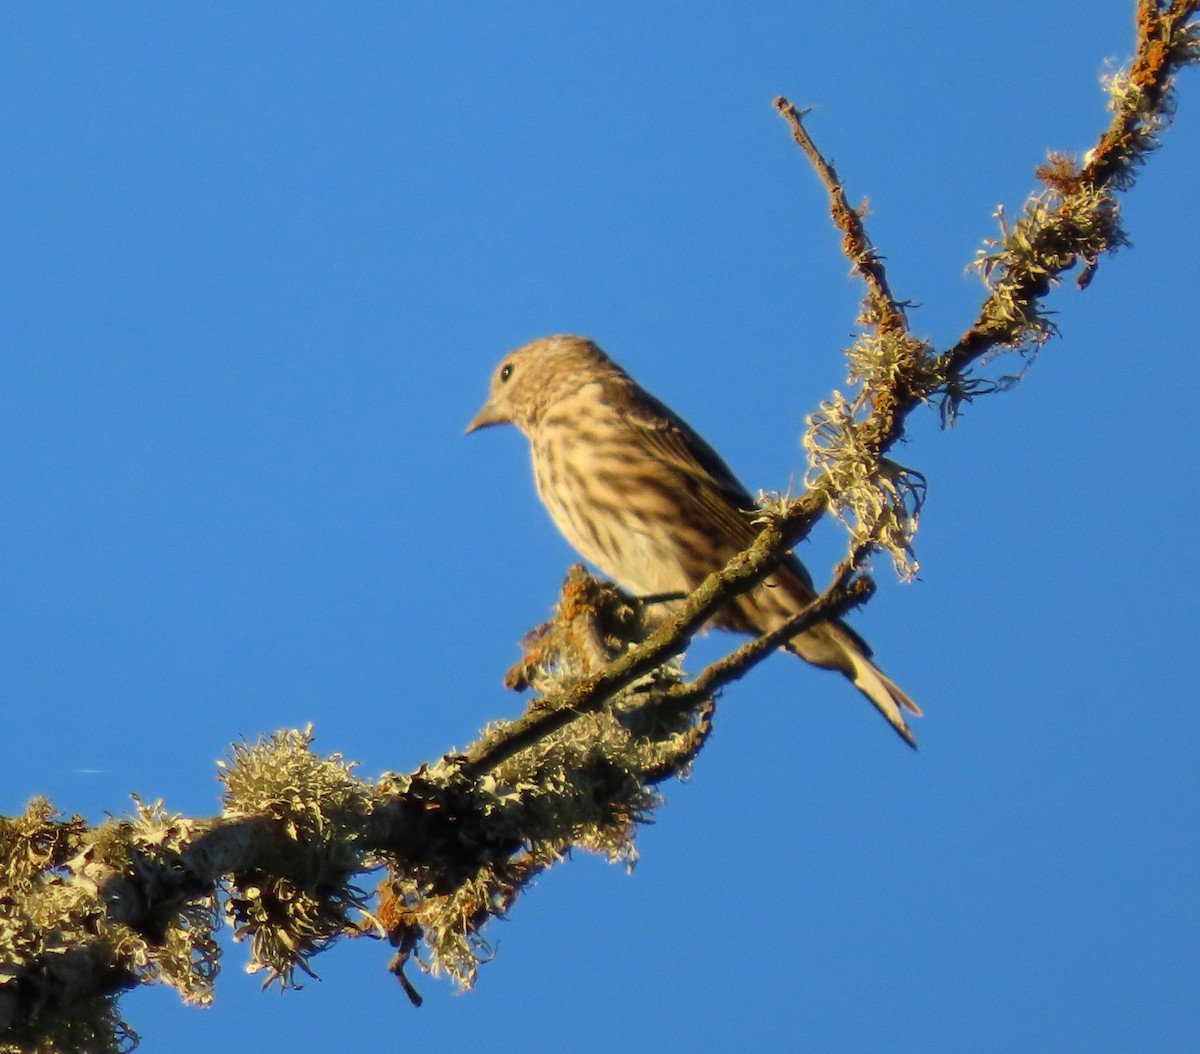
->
[844,649,921,748]
[780,615,921,747]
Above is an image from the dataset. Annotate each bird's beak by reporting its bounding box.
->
[465,399,504,434]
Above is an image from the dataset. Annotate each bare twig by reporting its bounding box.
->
[673,569,874,705]
[772,97,910,337]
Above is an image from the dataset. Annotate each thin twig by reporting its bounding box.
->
[674,572,874,704]
[773,97,909,336]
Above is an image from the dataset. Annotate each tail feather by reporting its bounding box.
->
[846,651,921,748]
[779,616,921,748]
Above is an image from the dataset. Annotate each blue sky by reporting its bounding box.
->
[2,3,1197,1051]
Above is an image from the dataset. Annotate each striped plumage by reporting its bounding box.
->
[467,334,920,746]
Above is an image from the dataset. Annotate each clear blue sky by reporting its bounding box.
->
[2,3,1197,1051]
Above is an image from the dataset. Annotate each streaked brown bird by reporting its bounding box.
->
[467,334,920,746]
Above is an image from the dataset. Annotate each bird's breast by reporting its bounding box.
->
[529,426,696,597]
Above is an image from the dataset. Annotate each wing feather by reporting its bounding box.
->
[611,388,831,615]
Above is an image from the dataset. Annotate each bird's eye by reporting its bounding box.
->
[499,363,514,383]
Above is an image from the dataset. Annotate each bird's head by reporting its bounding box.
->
[466,334,619,436]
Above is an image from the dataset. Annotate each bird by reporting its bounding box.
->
[466,334,920,747]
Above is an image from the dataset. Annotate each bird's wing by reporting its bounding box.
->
[616,388,819,594]
[613,385,882,656]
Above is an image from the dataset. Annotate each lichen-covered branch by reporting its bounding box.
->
[942,1,1198,384]
[1,572,711,1051]
[774,0,1198,577]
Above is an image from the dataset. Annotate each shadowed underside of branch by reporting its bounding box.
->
[2,4,1197,1051]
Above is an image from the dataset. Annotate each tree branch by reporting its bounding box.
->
[772,98,912,338]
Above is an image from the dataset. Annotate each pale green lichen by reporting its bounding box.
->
[0,800,136,1054]
[219,727,374,989]
[803,392,926,578]
[380,570,707,993]
[118,797,221,1006]
[843,318,938,403]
